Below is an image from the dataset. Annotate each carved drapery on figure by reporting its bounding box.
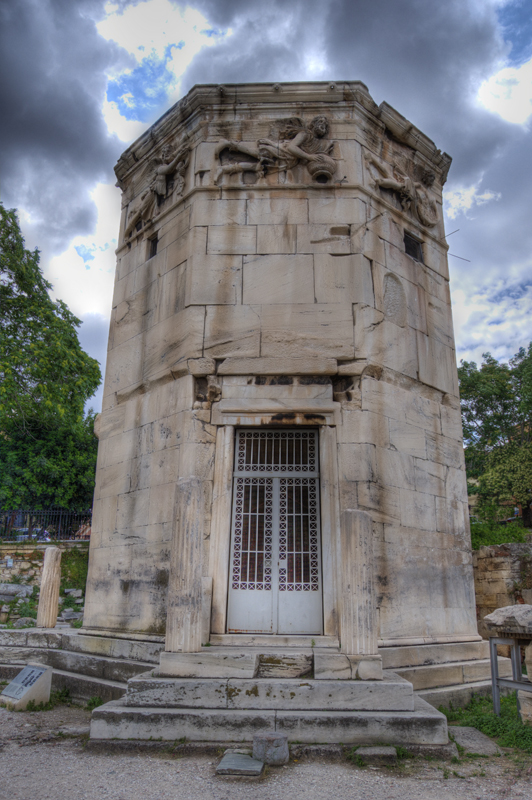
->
[365,153,438,228]
[215,116,337,185]
[123,141,190,239]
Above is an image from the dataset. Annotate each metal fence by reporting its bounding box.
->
[0,509,92,542]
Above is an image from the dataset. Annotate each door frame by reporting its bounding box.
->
[226,429,323,635]
[208,420,341,639]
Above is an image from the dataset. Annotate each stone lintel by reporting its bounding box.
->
[211,398,341,427]
[218,357,338,375]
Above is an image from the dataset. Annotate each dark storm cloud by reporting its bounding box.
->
[0,0,131,254]
[182,0,532,350]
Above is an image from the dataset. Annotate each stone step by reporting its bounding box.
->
[0,662,126,703]
[0,629,63,649]
[61,632,164,664]
[51,669,126,703]
[0,629,164,664]
[125,671,414,711]
[417,680,495,710]
[396,657,512,690]
[90,695,447,745]
[210,634,339,648]
[0,645,153,683]
[380,640,489,670]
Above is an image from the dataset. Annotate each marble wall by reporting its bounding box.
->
[84,82,478,648]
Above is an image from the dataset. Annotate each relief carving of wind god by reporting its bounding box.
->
[123,141,190,240]
[215,116,337,185]
[365,153,439,228]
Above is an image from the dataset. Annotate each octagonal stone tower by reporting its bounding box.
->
[85,82,479,674]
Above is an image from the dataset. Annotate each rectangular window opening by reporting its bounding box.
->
[404,231,423,262]
[148,236,158,259]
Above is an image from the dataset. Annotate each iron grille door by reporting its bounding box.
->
[227,429,323,635]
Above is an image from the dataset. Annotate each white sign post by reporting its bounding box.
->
[0,663,52,710]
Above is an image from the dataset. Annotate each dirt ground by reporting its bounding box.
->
[1,703,532,800]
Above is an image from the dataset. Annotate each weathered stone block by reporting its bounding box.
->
[337,409,389,447]
[314,652,351,680]
[426,294,454,348]
[218,356,337,375]
[389,420,427,459]
[243,254,313,304]
[253,733,289,765]
[354,306,418,378]
[158,651,258,678]
[400,488,436,531]
[261,303,354,359]
[374,447,416,490]
[217,753,264,775]
[417,332,458,395]
[357,482,401,524]
[190,198,246,228]
[297,224,351,254]
[185,254,242,305]
[247,197,308,225]
[204,305,260,358]
[354,745,398,765]
[308,197,366,224]
[256,224,297,254]
[349,655,383,680]
[207,225,257,254]
[338,443,376,482]
[414,459,446,498]
[314,253,374,305]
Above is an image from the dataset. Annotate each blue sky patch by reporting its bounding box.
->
[106,44,184,122]
[497,1,532,66]
[75,244,95,263]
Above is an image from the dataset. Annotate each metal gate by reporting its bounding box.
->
[227,429,323,634]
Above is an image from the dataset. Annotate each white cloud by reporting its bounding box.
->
[98,1,228,94]
[452,279,532,367]
[444,179,501,219]
[477,55,532,125]
[102,97,147,141]
[47,182,120,319]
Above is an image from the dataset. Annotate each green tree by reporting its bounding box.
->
[0,204,101,509]
[458,345,532,527]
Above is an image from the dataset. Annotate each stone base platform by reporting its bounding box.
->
[0,630,513,711]
[125,670,414,710]
[90,694,447,745]
[89,662,448,745]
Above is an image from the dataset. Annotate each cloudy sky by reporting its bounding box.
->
[2,0,532,411]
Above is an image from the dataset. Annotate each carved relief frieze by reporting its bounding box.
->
[365,152,438,228]
[123,140,190,240]
[214,116,337,186]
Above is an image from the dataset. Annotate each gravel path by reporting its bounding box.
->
[1,705,531,800]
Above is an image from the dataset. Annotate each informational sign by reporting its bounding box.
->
[1,663,52,710]
[2,665,48,700]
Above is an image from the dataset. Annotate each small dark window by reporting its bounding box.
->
[149,236,158,259]
[404,232,423,262]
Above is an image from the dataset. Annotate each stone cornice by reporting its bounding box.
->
[114,81,452,187]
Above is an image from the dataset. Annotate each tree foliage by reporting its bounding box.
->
[0,204,101,510]
[458,345,532,526]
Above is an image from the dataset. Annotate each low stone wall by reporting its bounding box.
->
[473,543,532,639]
[0,542,89,585]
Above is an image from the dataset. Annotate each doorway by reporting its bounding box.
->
[227,428,323,634]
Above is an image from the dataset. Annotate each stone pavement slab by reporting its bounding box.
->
[216,752,264,775]
[451,726,501,756]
